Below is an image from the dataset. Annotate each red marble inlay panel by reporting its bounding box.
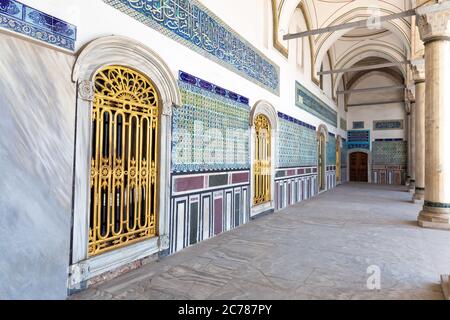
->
[214,198,223,235]
[175,176,204,192]
[232,172,250,184]
[287,170,296,177]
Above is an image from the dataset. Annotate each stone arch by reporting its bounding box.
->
[317,124,329,191]
[250,100,278,217]
[316,123,329,142]
[69,36,181,290]
[336,135,342,184]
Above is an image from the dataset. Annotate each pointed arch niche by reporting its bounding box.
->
[69,36,181,291]
[317,124,329,192]
[336,135,342,184]
[250,100,278,217]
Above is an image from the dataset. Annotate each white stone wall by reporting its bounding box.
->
[0,33,76,299]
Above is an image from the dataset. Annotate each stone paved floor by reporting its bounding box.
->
[71,183,450,300]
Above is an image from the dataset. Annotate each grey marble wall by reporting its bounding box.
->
[0,33,76,299]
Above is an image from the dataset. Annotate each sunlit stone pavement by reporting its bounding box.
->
[71,183,450,300]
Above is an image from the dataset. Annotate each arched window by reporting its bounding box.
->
[318,131,326,191]
[253,114,272,206]
[89,65,159,256]
[336,137,341,183]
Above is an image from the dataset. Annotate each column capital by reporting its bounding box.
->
[417,2,450,44]
[411,59,425,83]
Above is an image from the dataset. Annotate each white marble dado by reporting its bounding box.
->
[0,33,76,299]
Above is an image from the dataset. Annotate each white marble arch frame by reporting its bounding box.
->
[249,100,278,217]
[316,124,329,192]
[347,149,372,184]
[68,36,181,289]
[336,135,342,185]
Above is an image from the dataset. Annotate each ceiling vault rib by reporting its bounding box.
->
[347,100,406,107]
[337,85,406,95]
[283,1,450,41]
[319,61,410,75]
[283,9,416,40]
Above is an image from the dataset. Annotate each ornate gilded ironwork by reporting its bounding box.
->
[89,65,159,256]
[318,133,326,191]
[336,140,341,183]
[253,114,272,206]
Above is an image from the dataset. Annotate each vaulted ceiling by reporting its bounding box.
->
[271,0,421,100]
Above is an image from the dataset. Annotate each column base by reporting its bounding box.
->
[442,275,450,300]
[413,188,425,204]
[408,180,416,194]
[418,204,450,230]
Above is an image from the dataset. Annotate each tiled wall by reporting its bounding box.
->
[0,0,76,51]
[170,72,251,253]
[372,139,407,185]
[173,71,250,173]
[103,0,280,95]
[277,112,317,168]
[295,81,337,127]
[347,130,370,150]
[275,167,318,211]
[341,139,348,183]
[170,171,250,253]
[327,134,336,165]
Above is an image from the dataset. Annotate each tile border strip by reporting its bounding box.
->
[0,0,76,51]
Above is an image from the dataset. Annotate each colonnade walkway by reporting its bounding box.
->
[72,183,450,300]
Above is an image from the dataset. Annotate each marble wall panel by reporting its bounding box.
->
[0,33,76,299]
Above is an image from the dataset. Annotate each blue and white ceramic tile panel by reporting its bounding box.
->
[341,138,348,183]
[353,121,365,129]
[373,120,404,130]
[326,133,336,190]
[372,140,407,185]
[295,81,338,127]
[327,133,336,166]
[372,140,407,165]
[275,112,318,211]
[0,0,76,51]
[170,71,251,254]
[347,130,370,150]
[277,112,317,169]
[103,0,280,95]
[172,71,250,173]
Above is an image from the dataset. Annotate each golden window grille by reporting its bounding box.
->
[89,65,159,257]
[253,114,272,206]
[336,142,341,182]
[318,133,326,191]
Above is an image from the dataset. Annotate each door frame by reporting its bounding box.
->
[348,149,372,183]
[250,100,278,217]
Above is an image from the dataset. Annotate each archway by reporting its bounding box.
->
[250,100,278,217]
[317,125,328,192]
[336,136,342,184]
[69,36,181,290]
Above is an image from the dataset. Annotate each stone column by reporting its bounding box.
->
[417,7,450,229]
[408,95,416,193]
[412,60,426,203]
[406,110,412,186]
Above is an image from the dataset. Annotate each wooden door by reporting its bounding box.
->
[350,152,368,182]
